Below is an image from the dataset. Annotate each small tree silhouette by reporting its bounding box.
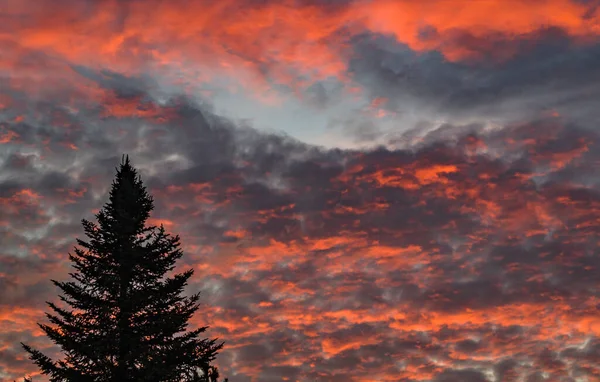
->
[21,155,225,381]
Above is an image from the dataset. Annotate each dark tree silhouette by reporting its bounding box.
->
[21,155,225,382]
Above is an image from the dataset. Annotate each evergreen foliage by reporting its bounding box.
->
[21,156,225,382]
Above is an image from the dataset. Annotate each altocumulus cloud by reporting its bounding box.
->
[2,0,600,381]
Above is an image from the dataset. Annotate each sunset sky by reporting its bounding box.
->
[2,0,600,381]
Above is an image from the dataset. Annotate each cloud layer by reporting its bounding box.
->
[2,1,600,381]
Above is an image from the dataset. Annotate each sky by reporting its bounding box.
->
[1,0,600,381]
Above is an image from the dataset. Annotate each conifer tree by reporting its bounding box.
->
[21,155,225,382]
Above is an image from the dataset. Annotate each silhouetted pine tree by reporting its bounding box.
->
[21,155,225,382]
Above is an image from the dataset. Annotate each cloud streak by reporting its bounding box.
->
[4,0,600,96]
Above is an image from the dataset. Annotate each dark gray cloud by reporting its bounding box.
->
[1,63,600,381]
[345,30,600,143]
[2,1,600,380]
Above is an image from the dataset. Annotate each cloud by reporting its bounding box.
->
[355,0,600,62]
[347,28,600,130]
[1,65,600,380]
[3,0,600,99]
[2,1,600,380]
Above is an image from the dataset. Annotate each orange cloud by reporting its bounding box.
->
[358,0,600,62]
[3,0,600,109]
[4,2,600,378]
